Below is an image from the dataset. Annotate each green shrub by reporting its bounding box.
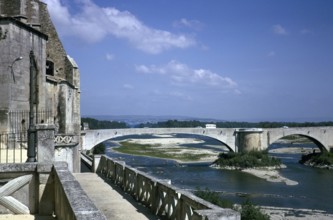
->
[92,143,106,154]
[194,188,233,209]
[195,188,269,219]
[216,151,281,169]
[240,199,270,220]
[300,152,333,166]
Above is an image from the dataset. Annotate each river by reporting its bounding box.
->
[104,134,333,214]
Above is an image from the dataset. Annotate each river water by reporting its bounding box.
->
[104,134,333,214]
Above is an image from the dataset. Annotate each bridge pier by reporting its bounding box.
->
[236,128,264,152]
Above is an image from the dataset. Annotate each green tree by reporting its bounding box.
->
[92,143,106,154]
[195,188,269,219]
[81,117,129,129]
[240,199,270,220]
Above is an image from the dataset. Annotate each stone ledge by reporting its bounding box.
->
[0,163,37,172]
[74,211,107,220]
[60,181,99,212]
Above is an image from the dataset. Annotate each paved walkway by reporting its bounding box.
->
[74,173,159,220]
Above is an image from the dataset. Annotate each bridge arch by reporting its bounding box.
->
[81,128,237,152]
[266,129,328,152]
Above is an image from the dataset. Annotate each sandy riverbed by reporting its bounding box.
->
[116,137,299,185]
[118,137,220,163]
[242,167,298,186]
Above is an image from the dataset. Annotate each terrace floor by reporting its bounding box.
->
[74,173,160,220]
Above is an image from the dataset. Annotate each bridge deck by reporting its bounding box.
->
[74,173,159,220]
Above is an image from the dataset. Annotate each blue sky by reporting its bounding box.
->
[43,0,333,122]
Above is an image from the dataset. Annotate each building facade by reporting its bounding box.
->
[0,0,81,172]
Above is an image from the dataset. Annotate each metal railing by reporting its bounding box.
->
[0,109,54,163]
[0,132,27,163]
[8,109,53,134]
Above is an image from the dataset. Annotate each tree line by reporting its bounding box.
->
[81,117,333,129]
[137,120,333,128]
[81,117,129,129]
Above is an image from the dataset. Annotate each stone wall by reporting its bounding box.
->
[0,17,47,132]
[0,0,81,172]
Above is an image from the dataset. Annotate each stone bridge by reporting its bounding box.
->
[81,127,333,153]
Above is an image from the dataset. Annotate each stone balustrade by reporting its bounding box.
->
[96,155,240,220]
[0,162,106,219]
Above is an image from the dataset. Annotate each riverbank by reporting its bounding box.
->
[242,167,298,186]
[210,164,298,186]
[260,206,333,219]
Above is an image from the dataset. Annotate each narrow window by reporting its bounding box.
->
[46,60,54,76]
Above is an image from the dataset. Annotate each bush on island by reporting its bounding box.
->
[300,152,333,167]
[215,150,281,169]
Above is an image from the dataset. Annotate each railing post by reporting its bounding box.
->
[93,154,102,172]
[35,124,55,163]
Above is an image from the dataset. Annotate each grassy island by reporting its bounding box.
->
[214,151,281,169]
[113,140,218,162]
[299,152,333,169]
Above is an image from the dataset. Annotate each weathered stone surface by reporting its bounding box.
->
[0,163,37,172]
[75,211,107,220]
[0,161,106,218]
[52,162,68,171]
[37,163,53,173]
[0,0,81,173]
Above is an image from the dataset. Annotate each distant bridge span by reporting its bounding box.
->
[81,128,237,151]
[81,127,333,153]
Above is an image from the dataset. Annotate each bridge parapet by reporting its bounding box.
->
[96,155,240,220]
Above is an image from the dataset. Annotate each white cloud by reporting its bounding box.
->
[136,60,239,93]
[42,0,71,27]
[42,0,196,54]
[173,18,203,31]
[272,24,288,35]
[106,53,114,61]
[123,84,134,89]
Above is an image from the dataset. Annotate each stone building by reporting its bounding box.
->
[0,0,81,172]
